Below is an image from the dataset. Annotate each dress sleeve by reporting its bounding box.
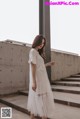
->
[28,49,37,64]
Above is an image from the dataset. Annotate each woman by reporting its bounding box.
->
[27,35,55,119]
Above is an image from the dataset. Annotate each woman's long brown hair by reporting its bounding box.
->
[32,35,46,60]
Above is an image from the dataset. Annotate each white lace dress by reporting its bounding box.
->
[27,48,55,118]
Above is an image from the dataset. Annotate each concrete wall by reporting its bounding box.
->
[0,41,30,95]
[0,41,80,95]
[51,49,80,81]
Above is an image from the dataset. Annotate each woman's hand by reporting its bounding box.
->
[45,61,55,67]
[32,82,37,92]
[49,61,55,66]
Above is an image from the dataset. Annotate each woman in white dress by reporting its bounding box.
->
[27,35,55,119]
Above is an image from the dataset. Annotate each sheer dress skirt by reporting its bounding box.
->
[27,89,55,118]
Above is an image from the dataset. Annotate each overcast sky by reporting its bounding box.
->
[0,0,80,55]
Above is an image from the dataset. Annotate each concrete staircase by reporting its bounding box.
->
[51,74,80,108]
[0,73,80,119]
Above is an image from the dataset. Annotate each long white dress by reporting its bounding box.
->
[27,48,55,118]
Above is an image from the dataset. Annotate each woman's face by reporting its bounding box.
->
[38,39,45,49]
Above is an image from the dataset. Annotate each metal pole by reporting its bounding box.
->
[39,0,51,83]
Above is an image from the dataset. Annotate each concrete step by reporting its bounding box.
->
[53,92,80,108]
[70,74,80,78]
[52,85,80,94]
[0,94,80,119]
[61,77,80,82]
[0,94,29,115]
[18,90,80,108]
[0,103,30,119]
[52,81,80,87]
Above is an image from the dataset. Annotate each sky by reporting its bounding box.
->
[0,0,80,55]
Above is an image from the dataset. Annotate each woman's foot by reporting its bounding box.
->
[30,113,34,119]
[42,116,47,119]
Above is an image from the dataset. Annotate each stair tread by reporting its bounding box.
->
[54,81,80,84]
[1,92,80,105]
[52,85,80,91]
[1,95,28,108]
[0,103,30,119]
[64,77,80,80]
[53,92,80,103]
[71,75,80,76]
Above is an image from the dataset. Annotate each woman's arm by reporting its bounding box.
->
[31,63,37,91]
[45,61,55,67]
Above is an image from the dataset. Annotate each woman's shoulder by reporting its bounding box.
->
[29,48,38,56]
[30,48,38,54]
[30,48,35,52]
